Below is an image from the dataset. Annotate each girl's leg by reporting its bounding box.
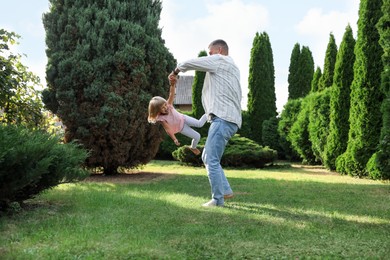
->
[180,124,201,149]
[183,114,207,128]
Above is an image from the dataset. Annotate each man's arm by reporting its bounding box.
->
[176,55,219,73]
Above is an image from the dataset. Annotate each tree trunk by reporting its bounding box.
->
[103,166,118,175]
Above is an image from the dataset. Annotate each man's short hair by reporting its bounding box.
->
[209,39,229,54]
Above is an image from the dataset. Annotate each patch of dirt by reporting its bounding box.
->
[290,164,338,175]
[84,171,173,184]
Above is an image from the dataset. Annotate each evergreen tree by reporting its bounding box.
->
[318,33,338,91]
[367,0,390,179]
[297,46,315,97]
[262,116,282,157]
[42,0,175,175]
[288,43,301,99]
[247,32,277,144]
[288,44,314,99]
[311,67,322,92]
[289,94,318,165]
[324,25,356,170]
[192,50,207,118]
[308,88,331,163]
[337,0,384,176]
[277,99,301,161]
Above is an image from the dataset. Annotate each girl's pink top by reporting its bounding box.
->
[157,104,185,135]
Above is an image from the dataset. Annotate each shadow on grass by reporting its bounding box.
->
[2,171,389,259]
[73,171,390,222]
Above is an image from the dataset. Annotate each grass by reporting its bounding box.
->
[1,160,389,259]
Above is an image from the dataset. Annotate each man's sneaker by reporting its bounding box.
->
[224,193,234,199]
[202,199,222,207]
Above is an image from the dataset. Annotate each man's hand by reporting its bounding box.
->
[168,72,178,86]
[169,74,177,85]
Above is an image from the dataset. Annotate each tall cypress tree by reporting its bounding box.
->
[308,34,337,165]
[367,0,390,179]
[43,0,175,174]
[247,31,277,144]
[288,43,301,99]
[192,50,207,119]
[288,44,314,99]
[297,46,315,97]
[311,66,322,92]
[337,0,384,176]
[318,33,338,91]
[324,25,356,170]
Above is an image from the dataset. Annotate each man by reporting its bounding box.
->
[169,39,242,207]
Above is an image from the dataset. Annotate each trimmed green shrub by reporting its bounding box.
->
[0,124,89,210]
[289,94,319,165]
[172,145,204,167]
[156,133,193,160]
[308,88,331,164]
[237,110,251,140]
[172,135,277,168]
[277,99,302,161]
[262,116,283,159]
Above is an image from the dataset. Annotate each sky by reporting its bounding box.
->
[1,0,359,112]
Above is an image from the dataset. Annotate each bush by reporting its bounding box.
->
[172,135,277,168]
[262,116,284,158]
[223,135,278,167]
[172,145,204,167]
[0,124,89,210]
[277,99,302,161]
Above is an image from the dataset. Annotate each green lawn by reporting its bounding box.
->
[1,160,389,259]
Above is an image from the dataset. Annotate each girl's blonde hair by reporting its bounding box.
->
[148,96,167,123]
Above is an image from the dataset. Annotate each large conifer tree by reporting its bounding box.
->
[297,46,315,97]
[318,33,338,91]
[367,0,390,179]
[288,44,314,99]
[324,25,356,170]
[247,32,277,144]
[288,43,301,99]
[337,0,384,176]
[42,0,175,174]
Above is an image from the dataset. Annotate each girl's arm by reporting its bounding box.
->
[166,80,176,105]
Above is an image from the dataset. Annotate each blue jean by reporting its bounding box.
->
[201,116,238,206]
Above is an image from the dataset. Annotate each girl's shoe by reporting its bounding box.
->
[189,147,201,155]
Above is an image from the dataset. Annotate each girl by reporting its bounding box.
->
[148,79,207,155]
